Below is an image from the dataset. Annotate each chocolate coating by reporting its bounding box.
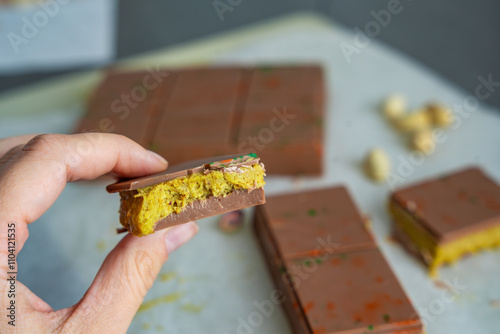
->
[106,153,259,193]
[154,188,265,231]
[391,166,500,242]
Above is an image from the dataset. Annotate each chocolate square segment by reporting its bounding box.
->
[75,70,175,146]
[260,187,376,259]
[286,250,421,334]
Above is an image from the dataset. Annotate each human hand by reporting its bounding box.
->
[0,133,199,333]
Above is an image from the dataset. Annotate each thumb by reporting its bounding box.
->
[63,222,198,334]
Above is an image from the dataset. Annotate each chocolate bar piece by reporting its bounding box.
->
[108,153,266,236]
[389,166,500,276]
[75,65,325,175]
[255,187,423,334]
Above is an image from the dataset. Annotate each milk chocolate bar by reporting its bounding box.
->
[75,65,325,175]
[255,187,423,334]
[108,153,266,236]
[389,166,500,276]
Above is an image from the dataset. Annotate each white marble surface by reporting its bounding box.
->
[1,18,499,334]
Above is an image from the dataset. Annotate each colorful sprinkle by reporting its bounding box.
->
[468,195,478,204]
[315,117,323,127]
[368,325,374,330]
[279,137,290,147]
[307,250,321,257]
[308,209,317,217]
[383,314,390,323]
[304,302,315,313]
[258,66,274,73]
[148,142,159,151]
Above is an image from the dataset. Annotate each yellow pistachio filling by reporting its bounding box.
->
[120,164,265,236]
[390,201,500,277]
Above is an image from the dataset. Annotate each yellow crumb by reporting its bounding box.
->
[137,293,183,313]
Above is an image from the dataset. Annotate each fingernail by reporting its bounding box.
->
[147,150,168,167]
[165,222,199,253]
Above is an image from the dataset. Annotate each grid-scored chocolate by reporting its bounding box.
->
[254,186,423,334]
[74,65,325,175]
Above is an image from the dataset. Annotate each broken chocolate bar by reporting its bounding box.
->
[108,153,266,236]
[389,166,500,276]
[255,186,423,334]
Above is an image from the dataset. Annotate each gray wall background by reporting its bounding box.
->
[1,0,499,108]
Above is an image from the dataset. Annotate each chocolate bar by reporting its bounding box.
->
[108,153,266,236]
[389,166,500,276]
[255,187,423,334]
[75,66,325,175]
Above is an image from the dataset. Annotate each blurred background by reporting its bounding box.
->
[1,0,499,108]
[1,2,500,333]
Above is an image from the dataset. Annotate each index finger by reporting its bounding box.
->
[0,134,38,158]
[0,133,168,225]
[0,133,168,277]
